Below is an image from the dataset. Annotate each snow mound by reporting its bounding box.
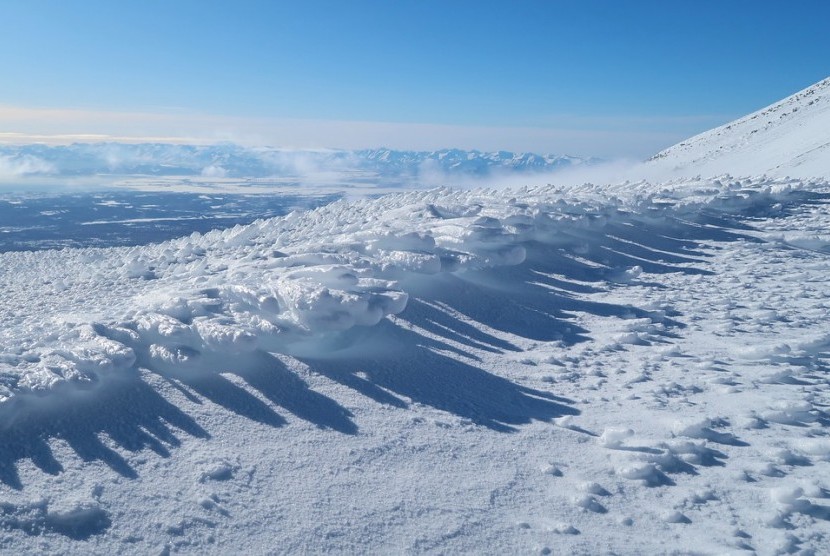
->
[0,499,110,540]
[647,76,830,179]
[0,177,826,420]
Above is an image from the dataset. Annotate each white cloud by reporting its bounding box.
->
[0,154,55,177]
[201,164,228,178]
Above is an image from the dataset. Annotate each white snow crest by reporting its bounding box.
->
[0,176,826,420]
[647,77,830,179]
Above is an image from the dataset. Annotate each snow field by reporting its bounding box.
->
[0,176,829,553]
[521,191,830,553]
[0,177,819,417]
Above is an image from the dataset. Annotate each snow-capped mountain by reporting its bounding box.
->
[355,148,593,175]
[647,76,830,178]
[0,143,598,180]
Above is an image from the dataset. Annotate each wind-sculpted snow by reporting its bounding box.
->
[0,176,826,420]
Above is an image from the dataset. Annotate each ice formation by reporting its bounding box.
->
[1,176,824,420]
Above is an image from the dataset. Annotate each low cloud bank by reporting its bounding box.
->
[0,154,55,178]
[0,143,601,189]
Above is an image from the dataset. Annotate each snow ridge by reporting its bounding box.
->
[0,176,825,421]
[647,76,830,178]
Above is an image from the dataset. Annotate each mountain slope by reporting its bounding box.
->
[647,76,830,178]
[2,177,830,553]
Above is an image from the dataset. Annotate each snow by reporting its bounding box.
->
[1,177,819,413]
[1,78,830,553]
[1,172,830,553]
[647,77,830,179]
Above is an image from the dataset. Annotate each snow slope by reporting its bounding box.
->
[2,176,830,553]
[647,77,830,179]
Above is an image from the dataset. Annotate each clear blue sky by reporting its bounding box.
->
[1,0,828,157]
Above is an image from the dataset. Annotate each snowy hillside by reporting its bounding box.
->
[647,77,830,178]
[0,143,596,181]
[2,175,830,553]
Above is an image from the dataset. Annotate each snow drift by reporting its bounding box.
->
[1,176,826,422]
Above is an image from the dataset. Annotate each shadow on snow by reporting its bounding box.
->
[1,189,821,505]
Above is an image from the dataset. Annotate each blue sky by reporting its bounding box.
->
[0,0,828,157]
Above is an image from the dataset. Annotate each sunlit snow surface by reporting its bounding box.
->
[1,177,830,553]
[647,77,830,179]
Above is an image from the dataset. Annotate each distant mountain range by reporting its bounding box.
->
[0,143,600,179]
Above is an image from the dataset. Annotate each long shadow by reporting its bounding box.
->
[231,351,358,434]
[403,270,594,346]
[395,240,685,354]
[126,335,358,434]
[3,186,823,496]
[293,199,804,434]
[0,348,359,495]
[304,319,579,432]
[174,372,288,429]
[0,345,360,493]
[405,298,521,355]
[0,374,208,491]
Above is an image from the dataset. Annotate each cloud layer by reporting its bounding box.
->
[0,104,726,159]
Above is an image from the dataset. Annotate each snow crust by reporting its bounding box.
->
[1,174,830,553]
[0,176,823,418]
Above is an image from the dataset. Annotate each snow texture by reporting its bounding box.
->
[2,173,830,553]
[648,77,830,178]
[1,176,820,419]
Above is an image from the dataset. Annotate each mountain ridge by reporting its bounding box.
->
[646,76,830,178]
[0,143,600,180]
